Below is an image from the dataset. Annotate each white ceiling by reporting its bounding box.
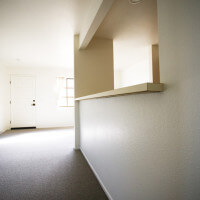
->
[0,0,91,68]
[0,0,158,70]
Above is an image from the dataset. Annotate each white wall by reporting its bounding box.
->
[114,44,153,88]
[78,0,200,199]
[164,0,200,199]
[80,89,180,200]
[9,67,74,128]
[0,66,10,133]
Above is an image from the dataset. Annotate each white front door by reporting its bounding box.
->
[11,75,36,128]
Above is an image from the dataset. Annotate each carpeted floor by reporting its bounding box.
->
[0,128,108,200]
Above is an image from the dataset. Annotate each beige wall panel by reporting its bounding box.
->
[152,44,160,83]
[74,35,114,98]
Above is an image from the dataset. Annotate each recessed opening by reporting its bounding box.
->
[111,0,159,88]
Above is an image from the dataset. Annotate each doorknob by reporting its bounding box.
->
[32,103,36,106]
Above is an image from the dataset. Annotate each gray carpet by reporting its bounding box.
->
[0,128,108,200]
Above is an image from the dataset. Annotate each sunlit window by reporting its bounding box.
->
[57,77,74,107]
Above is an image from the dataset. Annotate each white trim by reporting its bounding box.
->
[74,101,80,149]
[80,148,114,200]
[0,128,9,134]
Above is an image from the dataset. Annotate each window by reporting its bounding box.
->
[57,77,74,107]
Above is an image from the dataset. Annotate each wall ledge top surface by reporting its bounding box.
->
[75,83,164,101]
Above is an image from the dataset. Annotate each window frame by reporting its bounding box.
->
[65,78,74,107]
[57,77,74,107]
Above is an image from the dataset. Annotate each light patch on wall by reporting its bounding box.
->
[114,44,153,88]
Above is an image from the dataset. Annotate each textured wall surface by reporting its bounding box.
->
[79,0,200,199]
[167,0,200,199]
[80,91,180,200]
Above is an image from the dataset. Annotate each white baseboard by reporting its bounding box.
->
[80,148,113,200]
[37,126,74,129]
[0,128,9,134]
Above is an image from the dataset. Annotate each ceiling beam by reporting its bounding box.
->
[79,0,115,49]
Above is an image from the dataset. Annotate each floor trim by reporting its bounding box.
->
[80,148,113,200]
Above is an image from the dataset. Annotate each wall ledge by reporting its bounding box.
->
[75,83,164,101]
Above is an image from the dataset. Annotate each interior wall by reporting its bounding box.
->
[0,66,10,133]
[74,35,114,98]
[8,67,74,128]
[164,0,200,199]
[79,80,180,200]
[78,0,200,199]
